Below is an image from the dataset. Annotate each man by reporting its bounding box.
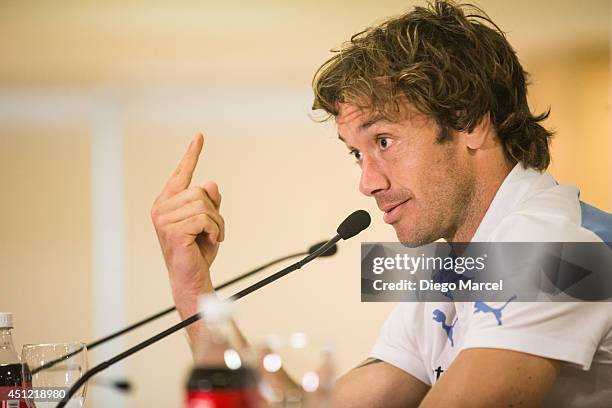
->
[151,1,612,406]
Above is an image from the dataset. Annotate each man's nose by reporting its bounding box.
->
[359,158,390,196]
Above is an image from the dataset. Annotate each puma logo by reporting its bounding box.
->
[432,309,458,347]
[473,295,517,326]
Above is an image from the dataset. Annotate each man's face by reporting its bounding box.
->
[336,102,475,246]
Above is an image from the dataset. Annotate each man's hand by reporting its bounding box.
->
[151,133,225,319]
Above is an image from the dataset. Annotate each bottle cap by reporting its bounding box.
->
[0,313,13,329]
[199,295,234,323]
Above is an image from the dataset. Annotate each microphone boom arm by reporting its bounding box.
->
[56,240,335,407]
[56,209,370,407]
[31,251,310,376]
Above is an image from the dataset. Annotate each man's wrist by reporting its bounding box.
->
[171,281,215,319]
[171,282,217,351]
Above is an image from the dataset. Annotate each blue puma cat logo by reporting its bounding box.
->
[473,295,517,326]
[432,309,458,347]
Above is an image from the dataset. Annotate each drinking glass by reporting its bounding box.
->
[255,333,335,407]
[21,342,88,408]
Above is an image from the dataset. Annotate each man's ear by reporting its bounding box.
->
[464,113,492,150]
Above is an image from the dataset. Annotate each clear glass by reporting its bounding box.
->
[255,333,335,408]
[21,342,88,408]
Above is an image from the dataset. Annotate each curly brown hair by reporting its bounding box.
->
[312,0,553,170]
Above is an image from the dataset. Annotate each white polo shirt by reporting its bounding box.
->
[369,164,612,407]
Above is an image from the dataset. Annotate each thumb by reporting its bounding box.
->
[202,181,222,210]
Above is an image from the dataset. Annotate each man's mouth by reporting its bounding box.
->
[382,199,411,224]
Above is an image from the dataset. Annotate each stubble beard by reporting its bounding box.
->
[400,155,475,247]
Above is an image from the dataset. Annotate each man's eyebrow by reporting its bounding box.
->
[337,115,386,146]
[337,134,355,151]
[360,116,384,130]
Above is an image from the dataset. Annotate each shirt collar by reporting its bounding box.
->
[470,163,558,242]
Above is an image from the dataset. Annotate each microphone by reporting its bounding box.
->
[56,210,370,407]
[91,378,133,394]
[337,209,371,239]
[32,240,338,377]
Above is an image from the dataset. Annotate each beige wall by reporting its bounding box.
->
[0,1,609,407]
[0,124,92,344]
[527,48,611,209]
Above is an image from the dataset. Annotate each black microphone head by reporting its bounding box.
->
[112,379,133,392]
[308,240,338,257]
[337,210,371,240]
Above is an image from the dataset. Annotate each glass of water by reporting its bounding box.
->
[21,342,88,408]
[255,333,335,407]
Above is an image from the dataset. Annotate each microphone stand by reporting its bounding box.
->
[30,251,309,376]
[56,237,340,407]
[57,208,370,406]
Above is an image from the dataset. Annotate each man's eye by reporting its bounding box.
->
[378,137,393,150]
[349,149,362,162]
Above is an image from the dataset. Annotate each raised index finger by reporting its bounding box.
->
[159,133,204,200]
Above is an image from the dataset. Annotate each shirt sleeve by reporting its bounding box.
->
[369,303,431,384]
[463,210,612,370]
[461,301,612,370]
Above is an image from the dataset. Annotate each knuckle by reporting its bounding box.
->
[200,213,212,225]
[204,216,218,233]
[189,213,204,227]
[194,200,208,213]
[150,206,161,223]
[189,186,206,199]
[156,213,168,226]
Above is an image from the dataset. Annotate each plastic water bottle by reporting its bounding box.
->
[185,296,262,407]
[0,313,30,408]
